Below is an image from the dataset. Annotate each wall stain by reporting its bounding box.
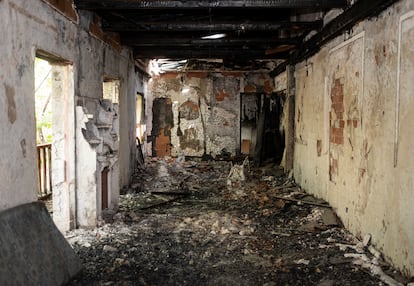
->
[5,84,17,124]
[179,128,201,151]
[20,139,27,158]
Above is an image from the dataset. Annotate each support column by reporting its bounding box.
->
[284,65,295,172]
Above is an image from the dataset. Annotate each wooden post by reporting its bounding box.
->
[284,65,295,172]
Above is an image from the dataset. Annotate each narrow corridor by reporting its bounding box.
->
[67,158,406,286]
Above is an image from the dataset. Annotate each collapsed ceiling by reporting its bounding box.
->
[74,0,398,73]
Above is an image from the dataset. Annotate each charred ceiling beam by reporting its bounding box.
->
[103,20,322,32]
[133,47,290,60]
[122,36,301,47]
[75,0,347,10]
[270,0,399,77]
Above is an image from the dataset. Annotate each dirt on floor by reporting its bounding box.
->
[66,157,409,286]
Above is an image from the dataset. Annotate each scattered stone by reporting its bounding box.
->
[294,258,310,265]
[321,208,340,226]
[318,279,335,286]
[66,157,407,286]
[103,245,118,252]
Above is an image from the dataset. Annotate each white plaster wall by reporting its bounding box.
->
[0,0,138,230]
[75,107,97,227]
[0,0,77,211]
[115,51,137,192]
[292,0,414,276]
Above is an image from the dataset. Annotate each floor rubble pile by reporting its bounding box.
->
[66,157,409,286]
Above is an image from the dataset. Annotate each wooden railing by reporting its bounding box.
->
[37,143,52,197]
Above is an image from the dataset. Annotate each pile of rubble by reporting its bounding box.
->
[66,157,410,286]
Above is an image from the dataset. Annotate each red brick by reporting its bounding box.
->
[332,103,344,113]
[353,120,358,128]
[332,94,344,104]
[159,72,179,79]
[331,127,343,137]
[241,140,251,155]
[244,84,257,93]
[264,80,274,94]
[187,72,208,78]
[222,71,244,77]
[216,90,230,101]
[335,135,344,145]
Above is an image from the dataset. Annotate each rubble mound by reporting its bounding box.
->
[67,158,408,286]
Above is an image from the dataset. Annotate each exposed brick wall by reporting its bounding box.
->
[330,78,345,145]
[187,72,208,78]
[215,89,230,101]
[329,78,344,182]
[244,84,257,93]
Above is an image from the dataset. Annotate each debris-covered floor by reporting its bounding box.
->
[67,158,408,286]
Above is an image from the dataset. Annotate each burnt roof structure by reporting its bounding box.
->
[74,0,397,73]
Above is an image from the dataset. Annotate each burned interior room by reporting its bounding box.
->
[0,0,414,285]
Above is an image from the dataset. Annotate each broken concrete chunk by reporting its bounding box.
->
[321,208,340,226]
[363,234,372,247]
[317,280,335,286]
[294,258,310,265]
[103,245,118,252]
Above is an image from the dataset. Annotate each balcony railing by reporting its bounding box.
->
[37,143,52,198]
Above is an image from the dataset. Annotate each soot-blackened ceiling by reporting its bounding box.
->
[74,0,398,73]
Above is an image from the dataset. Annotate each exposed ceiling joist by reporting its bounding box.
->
[76,0,394,70]
[103,21,323,32]
[133,47,290,59]
[75,0,347,10]
[122,36,302,47]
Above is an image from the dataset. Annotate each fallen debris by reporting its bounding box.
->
[67,157,408,286]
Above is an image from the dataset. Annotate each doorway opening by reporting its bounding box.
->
[34,51,75,231]
[136,93,146,165]
[35,58,53,202]
[97,78,120,215]
[101,167,109,210]
[240,92,285,165]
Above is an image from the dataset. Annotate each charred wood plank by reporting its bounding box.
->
[103,21,322,33]
[133,47,290,59]
[123,36,301,47]
[75,0,347,10]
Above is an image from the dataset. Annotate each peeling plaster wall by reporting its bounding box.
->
[147,72,273,158]
[0,0,137,229]
[293,0,414,276]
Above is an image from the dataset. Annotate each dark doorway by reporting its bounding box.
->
[151,98,173,157]
[241,92,285,165]
[101,167,109,210]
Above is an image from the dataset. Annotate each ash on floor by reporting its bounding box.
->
[66,157,408,286]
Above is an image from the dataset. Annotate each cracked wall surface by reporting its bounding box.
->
[147,71,274,158]
[292,0,414,276]
[0,0,138,230]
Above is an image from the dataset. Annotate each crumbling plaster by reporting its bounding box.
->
[147,72,274,158]
[292,0,414,276]
[0,0,138,230]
